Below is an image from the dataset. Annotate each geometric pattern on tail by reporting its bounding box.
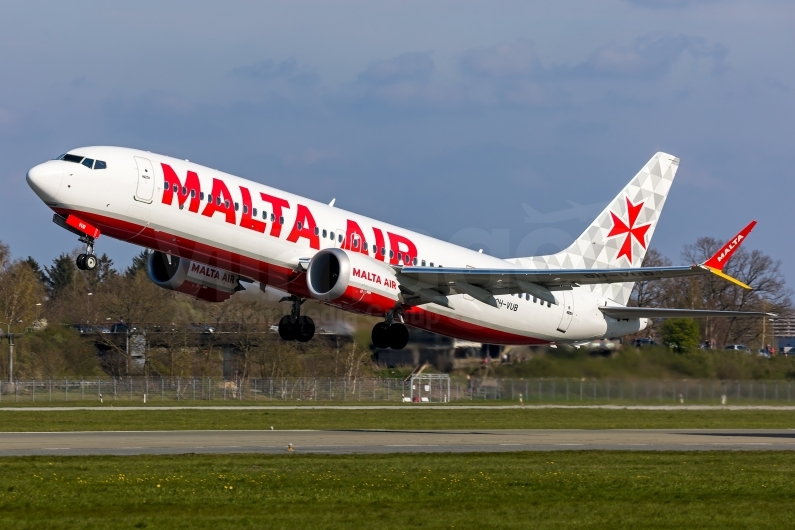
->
[512,152,680,305]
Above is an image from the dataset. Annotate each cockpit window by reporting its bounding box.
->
[61,154,83,163]
[58,153,107,170]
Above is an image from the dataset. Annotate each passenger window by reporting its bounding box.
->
[182,186,187,195]
[353,239,359,248]
[190,190,196,198]
[413,258,418,265]
[533,297,537,303]
[389,250,394,258]
[330,232,335,240]
[430,262,434,267]
[422,260,426,266]
[94,160,107,170]
[270,213,275,222]
[253,208,257,217]
[215,197,220,205]
[397,252,402,261]
[243,205,248,214]
[173,184,178,193]
[363,242,368,251]
[225,200,230,208]
[61,154,83,164]
[201,192,205,200]
[525,293,530,301]
[322,229,327,238]
[338,234,343,243]
[279,216,284,225]
[297,221,302,231]
[314,227,319,236]
[381,248,386,256]
[234,202,239,211]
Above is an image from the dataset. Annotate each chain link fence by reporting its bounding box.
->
[1,377,794,404]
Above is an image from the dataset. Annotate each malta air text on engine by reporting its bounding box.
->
[189,262,237,286]
[352,268,398,289]
[161,163,419,266]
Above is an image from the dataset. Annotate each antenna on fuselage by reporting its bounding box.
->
[329,198,336,207]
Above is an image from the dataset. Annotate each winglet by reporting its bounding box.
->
[701,220,756,289]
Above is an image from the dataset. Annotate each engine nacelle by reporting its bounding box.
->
[306,248,400,314]
[146,251,241,302]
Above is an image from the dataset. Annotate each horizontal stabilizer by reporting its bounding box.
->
[600,307,775,319]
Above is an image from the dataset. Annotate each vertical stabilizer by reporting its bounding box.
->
[514,152,679,305]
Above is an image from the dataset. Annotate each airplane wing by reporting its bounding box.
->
[599,307,774,319]
[396,221,757,307]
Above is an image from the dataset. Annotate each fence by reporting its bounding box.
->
[1,377,794,404]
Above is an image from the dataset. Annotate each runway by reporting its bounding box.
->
[2,429,795,456]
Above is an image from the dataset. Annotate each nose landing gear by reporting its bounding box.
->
[278,296,315,342]
[371,311,409,350]
[76,240,97,271]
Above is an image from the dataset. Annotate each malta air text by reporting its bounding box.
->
[161,163,418,265]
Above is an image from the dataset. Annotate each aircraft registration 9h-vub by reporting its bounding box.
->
[26,147,770,350]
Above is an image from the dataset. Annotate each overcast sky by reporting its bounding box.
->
[2,1,793,280]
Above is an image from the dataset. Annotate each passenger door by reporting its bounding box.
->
[134,156,155,203]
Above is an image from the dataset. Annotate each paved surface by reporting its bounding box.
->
[2,429,795,456]
[3,405,795,410]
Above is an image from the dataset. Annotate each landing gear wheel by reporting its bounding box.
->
[371,322,390,349]
[278,315,296,341]
[76,254,87,270]
[387,323,409,350]
[84,254,97,271]
[294,316,315,343]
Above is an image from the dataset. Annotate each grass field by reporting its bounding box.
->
[2,407,795,431]
[1,451,794,529]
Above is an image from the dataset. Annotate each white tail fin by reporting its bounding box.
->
[515,152,680,305]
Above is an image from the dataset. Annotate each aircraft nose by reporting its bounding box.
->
[26,160,64,201]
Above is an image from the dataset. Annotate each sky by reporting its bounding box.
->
[1,0,793,280]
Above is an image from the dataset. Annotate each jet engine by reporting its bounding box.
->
[306,248,400,313]
[146,251,242,302]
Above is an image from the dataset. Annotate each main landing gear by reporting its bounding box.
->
[371,311,409,350]
[278,296,315,342]
[76,237,97,271]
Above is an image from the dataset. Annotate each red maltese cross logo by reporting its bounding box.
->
[607,197,651,263]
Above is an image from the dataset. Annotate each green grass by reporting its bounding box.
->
[2,407,795,432]
[1,451,794,528]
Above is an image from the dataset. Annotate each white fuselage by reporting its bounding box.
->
[26,146,646,345]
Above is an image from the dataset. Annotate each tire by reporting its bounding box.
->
[387,323,409,350]
[76,254,86,270]
[278,315,296,341]
[294,316,315,343]
[84,254,98,270]
[371,322,390,349]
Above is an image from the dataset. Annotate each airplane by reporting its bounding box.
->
[26,148,771,350]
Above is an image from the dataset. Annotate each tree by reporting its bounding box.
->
[0,258,43,333]
[43,253,78,300]
[679,237,791,347]
[125,250,148,277]
[660,318,701,352]
[24,257,48,285]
